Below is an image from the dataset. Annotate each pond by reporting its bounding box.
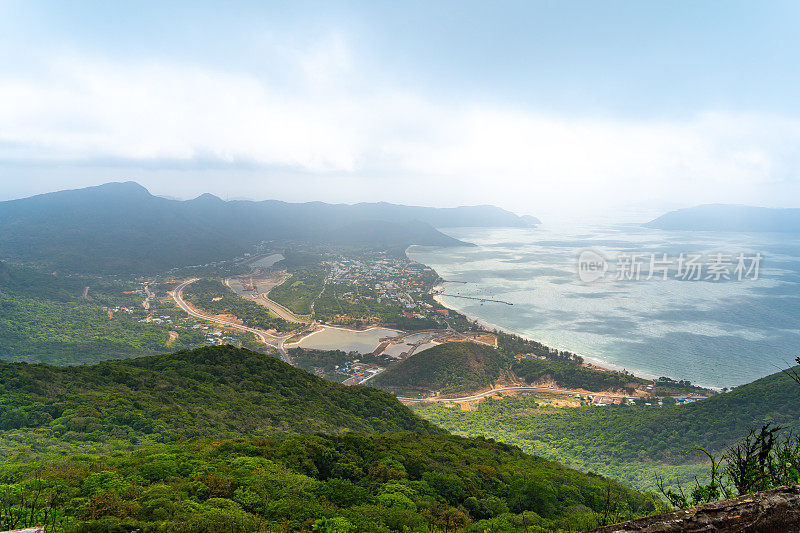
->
[289,326,401,354]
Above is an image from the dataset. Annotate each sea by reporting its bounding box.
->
[407,224,800,389]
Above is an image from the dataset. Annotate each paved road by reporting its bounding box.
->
[173,279,293,364]
[225,278,311,324]
[223,277,311,323]
[397,385,637,403]
[258,292,311,323]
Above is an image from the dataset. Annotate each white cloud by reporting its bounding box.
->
[1,49,799,218]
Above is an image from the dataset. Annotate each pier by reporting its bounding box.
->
[439,293,513,305]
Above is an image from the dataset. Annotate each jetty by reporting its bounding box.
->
[439,293,513,305]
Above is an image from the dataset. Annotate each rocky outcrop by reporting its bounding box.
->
[588,485,800,532]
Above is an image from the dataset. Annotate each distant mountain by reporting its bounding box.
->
[0,345,440,438]
[0,182,536,273]
[372,341,505,396]
[645,204,800,232]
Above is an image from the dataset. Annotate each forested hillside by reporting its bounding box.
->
[372,342,505,396]
[0,261,204,364]
[414,366,800,491]
[0,345,663,532]
[0,435,657,532]
[0,182,541,274]
[645,204,800,232]
[513,358,649,393]
[0,345,439,440]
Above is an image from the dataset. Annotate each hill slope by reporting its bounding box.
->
[0,182,539,273]
[0,434,657,532]
[645,204,800,232]
[0,261,205,364]
[0,345,660,531]
[0,345,440,439]
[415,366,800,490]
[372,342,505,396]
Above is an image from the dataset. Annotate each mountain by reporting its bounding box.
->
[0,436,656,532]
[0,344,658,531]
[340,202,538,228]
[645,204,800,232]
[0,261,206,364]
[0,182,536,273]
[371,342,505,396]
[520,214,542,225]
[0,182,241,274]
[0,345,440,438]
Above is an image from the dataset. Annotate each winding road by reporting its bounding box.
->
[172,279,293,364]
[257,292,311,323]
[397,385,637,403]
[173,280,634,404]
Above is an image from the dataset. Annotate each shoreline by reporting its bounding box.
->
[432,285,637,375]
[415,252,700,388]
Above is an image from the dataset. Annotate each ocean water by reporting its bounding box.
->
[407,224,800,388]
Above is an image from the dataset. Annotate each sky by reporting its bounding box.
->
[1,0,800,221]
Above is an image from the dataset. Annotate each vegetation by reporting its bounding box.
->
[288,348,391,383]
[181,278,290,332]
[268,265,328,315]
[658,424,800,509]
[0,345,665,531]
[413,367,800,492]
[0,434,659,532]
[314,281,442,331]
[0,182,515,274]
[658,360,800,508]
[372,342,505,396]
[513,358,648,394]
[495,332,584,364]
[0,346,440,443]
[0,262,205,365]
[495,332,708,397]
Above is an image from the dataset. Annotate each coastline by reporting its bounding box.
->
[433,287,643,377]
[415,250,665,384]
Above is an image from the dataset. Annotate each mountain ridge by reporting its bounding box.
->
[645,204,800,232]
[0,182,538,273]
[0,344,441,438]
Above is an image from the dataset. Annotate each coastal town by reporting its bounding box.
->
[102,247,715,408]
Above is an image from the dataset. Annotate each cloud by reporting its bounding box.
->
[1,48,799,216]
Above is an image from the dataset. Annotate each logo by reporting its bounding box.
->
[577,249,607,283]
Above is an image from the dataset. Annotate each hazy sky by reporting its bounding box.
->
[2,1,800,221]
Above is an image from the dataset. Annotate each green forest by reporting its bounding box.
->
[0,434,659,533]
[372,342,505,396]
[0,346,437,443]
[0,262,204,365]
[182,278,291,332]
[0,346,665,532]
[512,358,648,394]
[413,366,800,492]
